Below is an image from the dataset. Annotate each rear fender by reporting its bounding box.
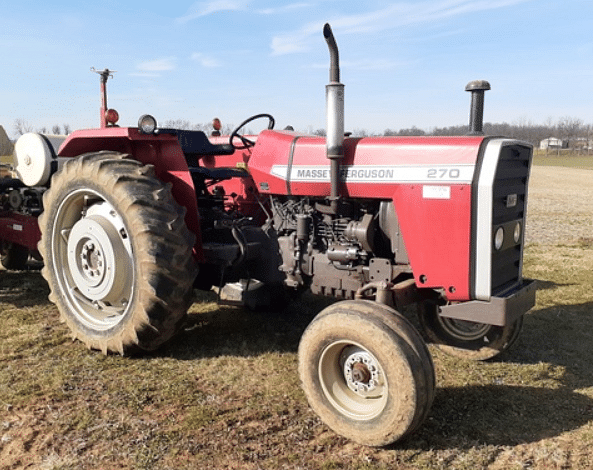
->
[58,128,204,260]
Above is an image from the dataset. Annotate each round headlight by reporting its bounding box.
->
[105,108,119,126]
[138,114,157,134]
[494,227,504,250]
[513,222,522,243]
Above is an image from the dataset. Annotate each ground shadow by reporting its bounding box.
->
[160,291,331,360]
[0,270,50,308]
[402,383,593,449]
[504,300,593,389]
[533,278,578,291]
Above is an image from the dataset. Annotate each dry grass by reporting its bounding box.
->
[1,162,592,469]
[532,152,593,170]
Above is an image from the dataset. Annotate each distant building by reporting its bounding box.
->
[539,137,568,150]
[0,126,14,178]
[573,137,593,151]
[0,125,13,156]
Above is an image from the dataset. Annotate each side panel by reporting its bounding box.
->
[392,184,473,300]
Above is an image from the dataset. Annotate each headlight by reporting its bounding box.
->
[105,108,119,126]
[513,222,522,243]
[494,227,504,250]
[138,114,157,134]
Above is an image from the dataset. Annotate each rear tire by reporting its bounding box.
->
[38,152,197,354]
[298,300,435,446]
[418,301,523,360]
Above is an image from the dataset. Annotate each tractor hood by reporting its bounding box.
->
[248,129,486,198]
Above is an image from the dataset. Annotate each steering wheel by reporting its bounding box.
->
[230,113,275,150]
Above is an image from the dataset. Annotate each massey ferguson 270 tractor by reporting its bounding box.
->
[2,24,535,445]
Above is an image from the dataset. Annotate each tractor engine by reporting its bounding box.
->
[269,197,407,300]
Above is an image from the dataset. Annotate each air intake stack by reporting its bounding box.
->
[323,23,345,213]
[465,80,490,135]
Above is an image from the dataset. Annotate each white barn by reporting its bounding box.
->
[539,137,568,150]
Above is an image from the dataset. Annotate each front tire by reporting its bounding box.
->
[298,300,435,446]
[418,301,523,360]
[38,152,197,354]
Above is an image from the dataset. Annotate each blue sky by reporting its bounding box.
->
[1,0,592,138]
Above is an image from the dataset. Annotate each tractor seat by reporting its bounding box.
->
[164,129,235,157]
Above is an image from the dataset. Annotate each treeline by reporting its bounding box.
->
[382,117,589,147]
[160,119,235,135]
[13,119,71,137]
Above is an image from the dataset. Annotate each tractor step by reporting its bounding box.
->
[215,279,271,309]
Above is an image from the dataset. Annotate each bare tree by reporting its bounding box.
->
[162,119,192,130]
[63,124,71,135]
[351,128,369,137]
[13,119,33,136]
[397,126,426,136]
[191,122,207,132]
[557,116,584,150]
[52,125,62,135]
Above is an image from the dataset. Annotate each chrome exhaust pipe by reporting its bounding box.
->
[323,23,345,213]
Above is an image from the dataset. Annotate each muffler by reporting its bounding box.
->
[323,23,345,213]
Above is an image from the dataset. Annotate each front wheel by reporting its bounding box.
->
[417,301,523,360]
[38,152,197,354]
[298,300,435,446]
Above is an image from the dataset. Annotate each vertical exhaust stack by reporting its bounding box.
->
[465,80,490,135]
[323,23,345,213]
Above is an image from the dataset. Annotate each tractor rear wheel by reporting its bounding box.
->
[38,152,197,355]
[298,300,435,446]
[418,301,523,360]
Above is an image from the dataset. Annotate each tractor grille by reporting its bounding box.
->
[490,143,532,295]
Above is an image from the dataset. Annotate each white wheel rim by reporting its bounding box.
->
[52,190,134,331]
[437,316,492,341]
[318,340,388,421]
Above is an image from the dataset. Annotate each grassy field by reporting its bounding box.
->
[532,151,593,170]
[1,163,592,469]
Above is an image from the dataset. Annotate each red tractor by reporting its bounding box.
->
[2,24,535,446]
